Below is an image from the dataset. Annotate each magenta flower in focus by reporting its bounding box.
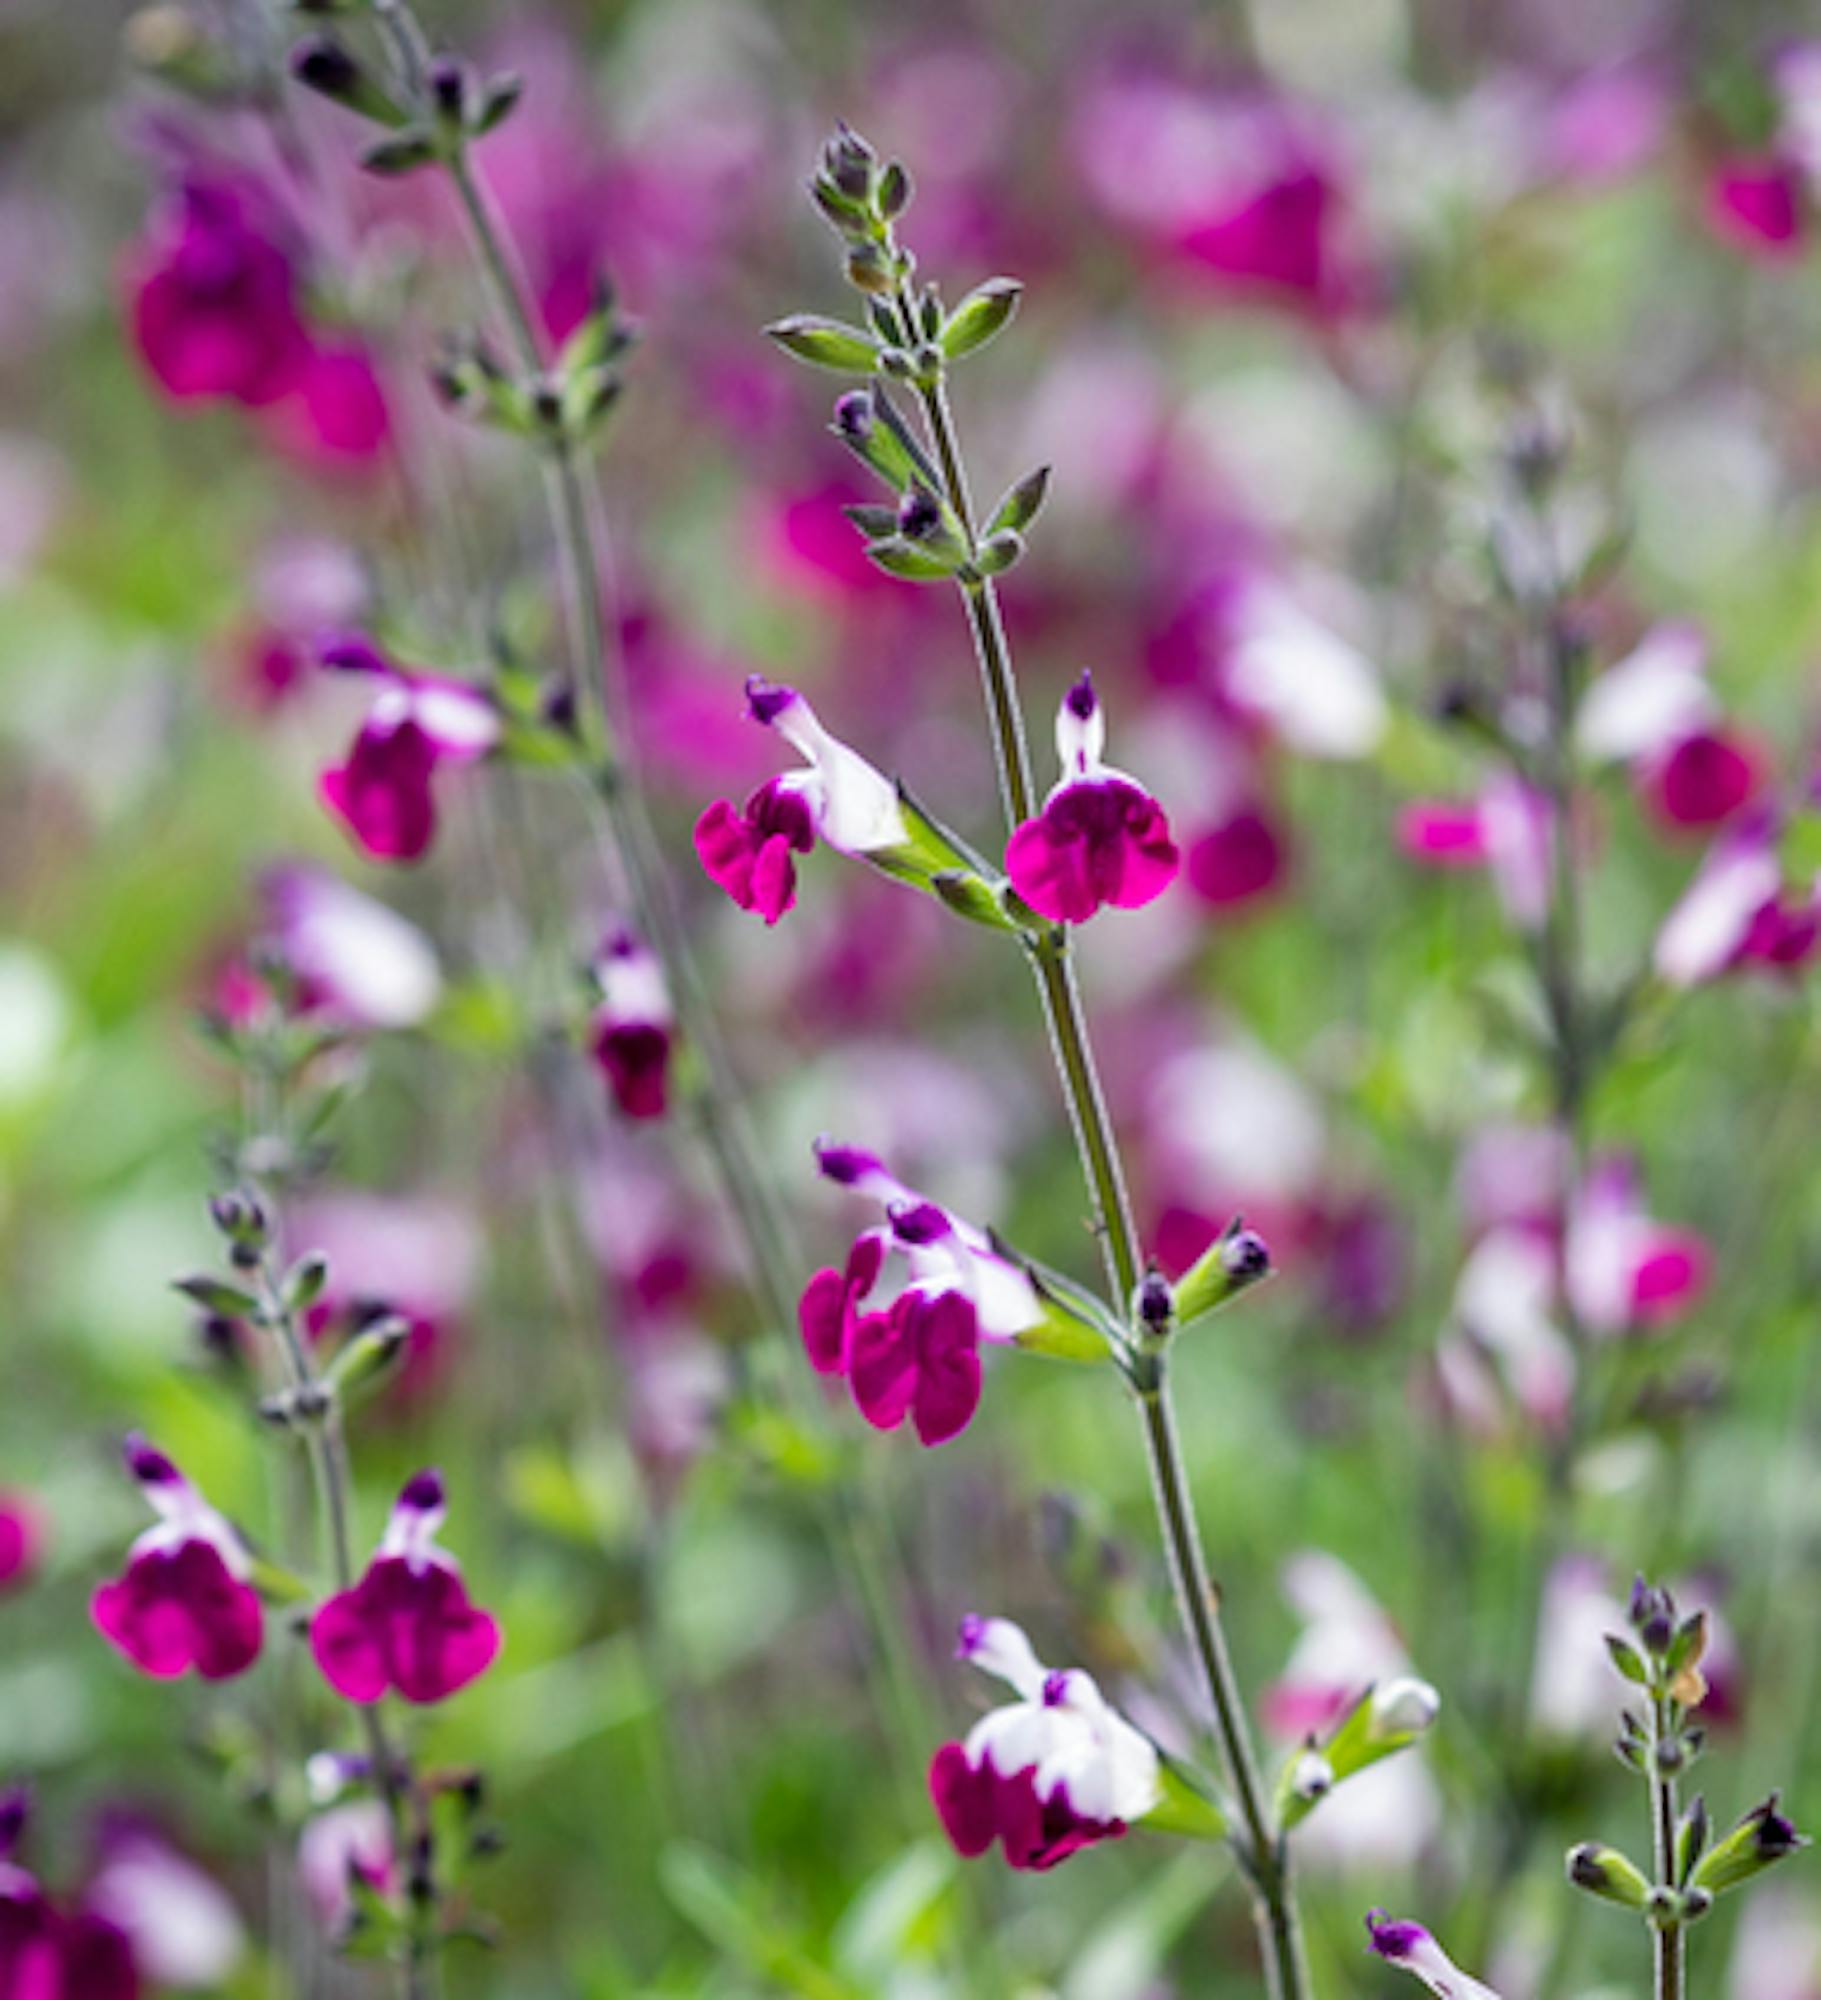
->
[91,1438,263,1683]
[929,1615,1160,1871]
[694,678,908,924]
[798,1140,1046,1447]
[0,1491,43,1593]
[1366,1911,1503,1999]
[309,1470,500,1705]
[317,634,501,862]
[1005,673,1178,923]
[127,180,310,409]
[589,927,674,1120]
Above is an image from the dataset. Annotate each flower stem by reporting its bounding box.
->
[1649,1688,1684,2000]
[908,351,1309,2000]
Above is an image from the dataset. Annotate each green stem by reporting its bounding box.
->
[1650,1690,1684,2000]
[910,353,1308,2000]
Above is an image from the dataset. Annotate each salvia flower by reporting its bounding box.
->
[1005,672,1179,923]
[799,1139,1070,1447]
[128,180,310,409]
[589,927,674,1120]
[298,1802,393,1936]
[309,1470,500,1705]
[694,678,909,923]
[91,1438,262,1683]
[928,1616,1161,1871]
[0,1792,139,2000]
[1365,1912,1503,1999]
[260,864,442,1031]
[1655,810,1821,986]
[317,635,501,863]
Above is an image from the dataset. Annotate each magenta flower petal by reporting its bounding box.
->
[311,1558,500,1706]
[1185,806,1286,907]
[91,1542,263,1682]
[1643,730,1761,830]
[848,1304,921,1432]
[694,793,812,924]
[798,1267,853,1375]
[592,1021,672,1119]
[907,1290,982,1448]
[1007,778,1179,923]
[928,1742,997,1857]
[320,720,439,861]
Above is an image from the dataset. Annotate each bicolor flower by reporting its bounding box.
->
[1398,776,1552,931]
[298,1803,393,1936]
[310,1471,500,1705]
[798,1140,1057,1447]
[694,678,909,924]
[84,1819,244,1992]
[929,1616,1161,1871]
[1005,673,1179,923]
[1655,810,1821,987]
[260,865,442,1031]
[127,180,310,409]
[589,927,673,1120]
[1576,624,1762,832]
[0,1797,139,2000]
[91,1438,263,1683]
[1366,1912,1502,1999]
[317,635,501,863]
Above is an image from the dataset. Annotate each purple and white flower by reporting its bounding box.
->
[797,1139,1051,1447]
[1366,1911,1503,1999]
[1005,672,1179,923]
[589,927,674,1121]
[928,1615,1161,1871]
[260,864,442,1030]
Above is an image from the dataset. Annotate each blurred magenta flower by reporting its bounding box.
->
[310,1470,500,1705]
[694,678,906,924]
[297,1801,393,1935]
[1706,155,1806,260]
[91,1438,262,1683]
[1566,1157,1710,1335]
[1005,673,1179,922]
[928,1615,1160,1871]
[0,1793,140,2000]
[0,1491,43,1593]
[127,179,310,408]
[1073,72,1359,314]
[83,1820,244,1992]
[1398,775,1552,930]
[1183,797,1288,908]
[1366,1912,1502,1999]
[798,1140,1045,1447]
[317,634,501,862]
[1577,623,1763,832]
[589,927,674,1121]
[260,342,394,470]
[1656,810,1821,985]
[261,864,442,1031]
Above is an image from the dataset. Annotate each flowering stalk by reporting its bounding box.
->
[289,2,939,1792]
[775,130,1310,1997]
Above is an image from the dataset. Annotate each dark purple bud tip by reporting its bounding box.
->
[399,1468,445,1514]
[889,1200,949,1246]
[814,1141,876,1186]
[897,489,942,540]
[832,389,874,439]
[1752,1797,1804,1855]
[1137,1270,1174,1327]
[316,630,391,677]
[1221,1226,1271,1281]
[291,34,361,96]
[0,1786,30,1858]
[428,54,466,114]
[1041,1670,1070,1708]
[956,1614,986,1658]
[1065,671,1098,721]
[601,926,638,960]
[124,1435,179,1486]
[743,676,795,726]
[1364,1912,1426,1962]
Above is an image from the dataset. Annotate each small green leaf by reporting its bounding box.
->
[986,464,1051,536]
[939,278,1022,360]
[1141,1753,1230,1842]
[1605,1633,1651,1686]
[172,1273,259,1318]
[865,537,958,581]
[359,128,441,176]
[765,314,883,373]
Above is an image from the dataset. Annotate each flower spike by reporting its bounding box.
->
[1005,672,1179,923]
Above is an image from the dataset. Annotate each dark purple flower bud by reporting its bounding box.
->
[823,123,876,200]
[832,389,874,441]
[1137,1270,1174,1329]
[428,54,467,120]
[0,1785,29,1859]
[1065,671,1098,722]
[399,1468,444,1514]
[889,1201,950,1246]
[897,488,943,541]
[124,1435,180,1486]
[1222,1228,1272,1281]
[743,676,794,727]
[290,33,362,102]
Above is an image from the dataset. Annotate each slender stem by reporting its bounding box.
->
[1649,1690,1684,2000]
[909,346,1307,1998]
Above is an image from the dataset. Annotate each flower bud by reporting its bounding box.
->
[1566,1841,1652,1911]
[1291,1749,1334,1802]
[1629,1575,1677,1656]
[290,33,408,127]
[1173,1219,1272,1328]
[1367,1677,1441,1742]
[1136,1270,1174,1331]
[939,277,1022,361]
[822,124,876,201]
[1691,1795,1809,1897]
[877,159,911,219]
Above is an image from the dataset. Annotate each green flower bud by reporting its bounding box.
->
[1566,1841,1652,1912]
[939,277,1022,360]
[764,314,882,374]
[1691,1796,1809,1898]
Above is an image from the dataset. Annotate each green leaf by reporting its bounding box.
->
[865,537,958,581]
[939,277,1022,360]
[986,464,1051,536]
[471,71,523,137]
[359,128,441,176]
[765,315,883,373]
[1605,1633,1651,1685]
[171,1273,258,1318]
[1141,1753,1230,1842]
